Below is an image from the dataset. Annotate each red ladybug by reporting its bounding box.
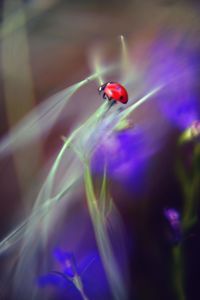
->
[98,82,128,104]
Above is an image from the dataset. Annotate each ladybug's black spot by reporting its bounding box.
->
[120,96,124,100]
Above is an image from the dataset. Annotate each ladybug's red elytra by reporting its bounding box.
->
[98,82,128,104]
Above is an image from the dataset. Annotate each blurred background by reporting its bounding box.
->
[0,0,200,299]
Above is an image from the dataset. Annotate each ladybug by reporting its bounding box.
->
[98,82,128,105]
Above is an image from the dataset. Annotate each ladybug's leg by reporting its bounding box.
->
[104,99,116,114]
[103,93,108,100]
[107,100,116,110]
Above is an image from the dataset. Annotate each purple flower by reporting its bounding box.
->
[147,36,199,129]
[164,208,182,245]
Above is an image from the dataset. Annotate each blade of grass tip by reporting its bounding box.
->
[120,35,129,79]
[92,53,104,86]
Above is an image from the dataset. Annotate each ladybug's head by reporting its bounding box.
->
[98,83,107,94]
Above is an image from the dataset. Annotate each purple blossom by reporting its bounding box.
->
[164,208,182,244]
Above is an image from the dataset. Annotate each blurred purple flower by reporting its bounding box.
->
[164,208,180,224]
[148,36,199,129]
[93,128,147,172]
[37,248,112,299]
[164,208,182,245]
[91,119,166,195]
[53,248,77,278]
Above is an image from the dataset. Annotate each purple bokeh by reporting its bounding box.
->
[37,248,113,300]
[148,35,200,129]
